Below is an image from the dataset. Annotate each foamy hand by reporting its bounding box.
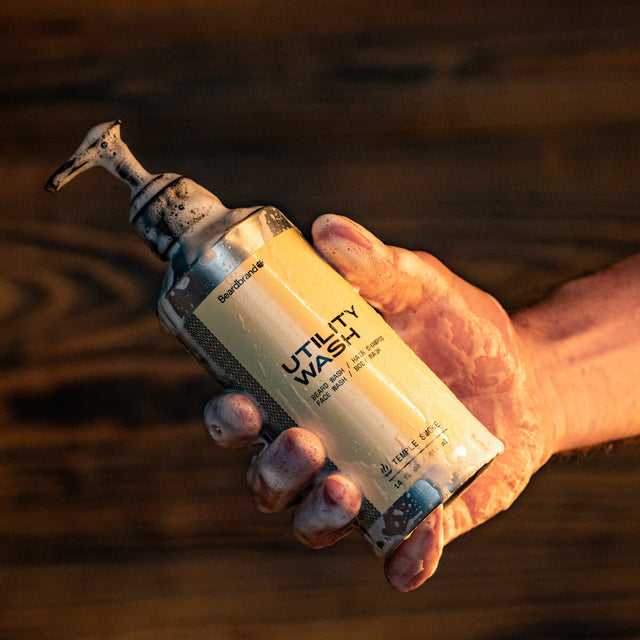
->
[205,214,558,592]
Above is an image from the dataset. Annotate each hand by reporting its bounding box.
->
[204,214,560,591]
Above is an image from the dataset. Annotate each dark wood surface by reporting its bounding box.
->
[1,2,639,638]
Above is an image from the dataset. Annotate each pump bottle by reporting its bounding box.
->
[46,121,503,554]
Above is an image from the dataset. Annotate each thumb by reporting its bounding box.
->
[311,214,451,316]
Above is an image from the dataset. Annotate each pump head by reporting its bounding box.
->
[45,121,246,260]
[45,120,154,194]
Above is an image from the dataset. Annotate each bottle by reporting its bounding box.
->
[45,121,504,555]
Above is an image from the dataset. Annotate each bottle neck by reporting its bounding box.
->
[130,176,203,260]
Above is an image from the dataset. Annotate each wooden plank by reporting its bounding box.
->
[1,1,639,638]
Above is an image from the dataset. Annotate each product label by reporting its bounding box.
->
[190,227,498,518]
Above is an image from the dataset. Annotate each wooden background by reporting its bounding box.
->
[1,1,639,638]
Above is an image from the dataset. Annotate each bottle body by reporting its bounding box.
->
[45,122,503,555]
[158,206,503,555]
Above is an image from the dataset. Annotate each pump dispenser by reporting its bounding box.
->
[45,120,255,259]
[46,121,503,556]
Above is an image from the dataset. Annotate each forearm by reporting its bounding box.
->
[513,255,640,453]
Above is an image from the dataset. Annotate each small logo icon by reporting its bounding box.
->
[380,463,392,477]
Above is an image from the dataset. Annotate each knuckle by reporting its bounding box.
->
[246,428,326,512]
[293,475,360,548]
[204,392,263,448]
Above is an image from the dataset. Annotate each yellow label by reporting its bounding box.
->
[194,228,499,515]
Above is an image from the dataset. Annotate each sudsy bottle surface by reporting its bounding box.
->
[46,121,504,554]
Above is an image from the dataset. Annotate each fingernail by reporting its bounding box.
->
[322,475,361,513]
[231,393,262,434]
[322,475,346,507]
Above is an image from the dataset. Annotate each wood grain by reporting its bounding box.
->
[1,1,639,639]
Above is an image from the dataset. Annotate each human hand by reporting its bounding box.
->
[204,214,560,591]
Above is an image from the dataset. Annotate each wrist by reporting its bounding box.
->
[512,257,640,453]
[511,315,568,456]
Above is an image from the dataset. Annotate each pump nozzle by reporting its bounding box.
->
[45,120,153,195]
[46,121,257,260]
